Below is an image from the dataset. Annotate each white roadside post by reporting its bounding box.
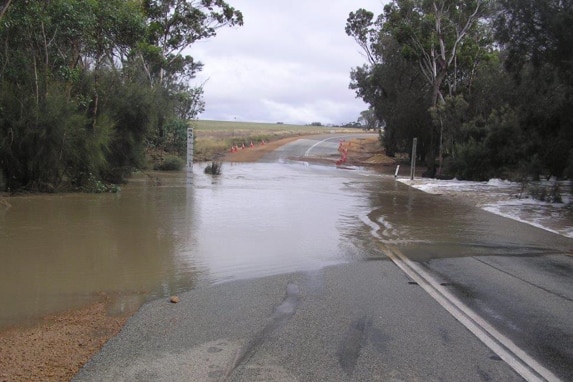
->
[187,127,193,177]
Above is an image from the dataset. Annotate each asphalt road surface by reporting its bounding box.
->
[74,134,573,381]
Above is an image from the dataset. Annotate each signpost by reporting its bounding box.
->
[410,138,417,180]
[187,127,193,177]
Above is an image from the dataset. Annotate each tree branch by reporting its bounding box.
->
[0,0,12,22]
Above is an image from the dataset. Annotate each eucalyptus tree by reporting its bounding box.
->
[141,0,243,87]
[358,108,380,130]
[346,30,432,157]
[348,1,492,175]
[136,0,243,151]
[0,0,243,192]
[381,0,492,175]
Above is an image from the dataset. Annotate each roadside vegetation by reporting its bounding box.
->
[0,0,242,193]
[346,0,573,189]
[3,0,569,202]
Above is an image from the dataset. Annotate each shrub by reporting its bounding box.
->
[82,173,121,193]
[157,156,185,171]
[527,182,562,203]
[204,161,222,175]
[162,119,189,155]
[446,139,492,181]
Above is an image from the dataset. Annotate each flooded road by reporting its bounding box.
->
[0,162,376,328]
[2,152,572,354]
[1,159,572,329]
[3,132,573,380]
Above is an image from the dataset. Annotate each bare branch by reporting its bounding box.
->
[0,0,12,22]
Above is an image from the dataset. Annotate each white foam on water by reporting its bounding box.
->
[398,178,573,239]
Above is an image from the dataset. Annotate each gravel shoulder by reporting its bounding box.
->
[0,295,135,382]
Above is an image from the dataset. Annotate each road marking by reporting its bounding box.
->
[304,136,345,157]
[382,245,561,382]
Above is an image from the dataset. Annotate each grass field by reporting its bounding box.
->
[191,119,359,161]
[193,119,317,132]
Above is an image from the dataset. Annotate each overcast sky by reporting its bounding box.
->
[192,0,387,125]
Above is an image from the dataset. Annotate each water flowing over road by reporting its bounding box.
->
[0,161,374,328]
[1,134,572,381]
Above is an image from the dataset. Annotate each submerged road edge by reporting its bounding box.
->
[382,245,561,382]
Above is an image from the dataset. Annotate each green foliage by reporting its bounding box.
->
[348,0,573,181]
[347,0,492,174]
[348,37,432,158]
[430,95,469,161]
[517,155,544,181]
[445,106,530,179]
[152,118,190,155]
[82,173,121,193]
[482,107,523,169]
[142,0,243,87]
[446,139,492,181]
[103,74,154,181]
[490,0,573,179]
[495,0,573,74]
[0,0,243,192]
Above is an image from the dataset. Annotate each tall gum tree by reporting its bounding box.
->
[381,0,490,175]
[139,0,243,145]
[346,9,432,159]
[141,0,243,87]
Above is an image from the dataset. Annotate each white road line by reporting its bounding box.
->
[383,245,561,382]
[304,136,345,157]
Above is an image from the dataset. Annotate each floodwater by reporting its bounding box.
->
[0,162,371,328]
[1,161,572,329]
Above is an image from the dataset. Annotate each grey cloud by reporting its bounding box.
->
[192,0,386,125]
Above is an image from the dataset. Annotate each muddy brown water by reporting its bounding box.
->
[0,163,371,328]
[1,161,571,329]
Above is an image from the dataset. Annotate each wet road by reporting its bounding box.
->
[72,134,573,381]
[272,134,573,381]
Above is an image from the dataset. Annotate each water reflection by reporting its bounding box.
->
[0,162,371,328]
